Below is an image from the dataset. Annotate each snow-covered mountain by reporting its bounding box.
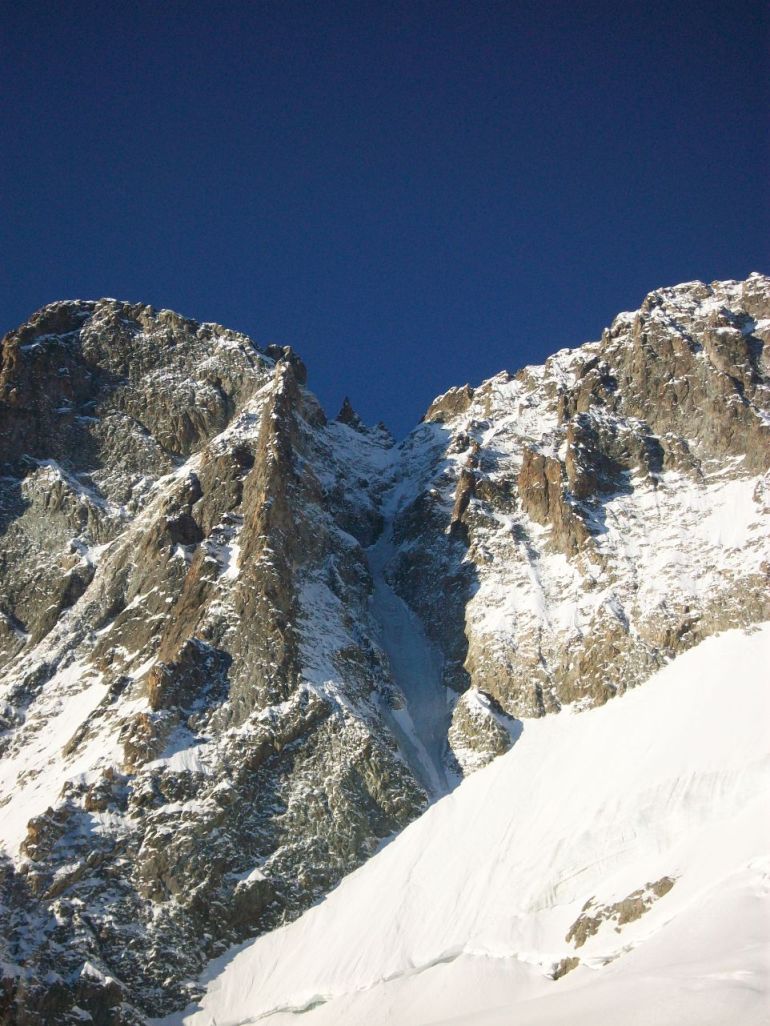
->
[0,275,768,1025]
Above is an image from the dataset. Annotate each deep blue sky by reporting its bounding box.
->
[2,1,768,436]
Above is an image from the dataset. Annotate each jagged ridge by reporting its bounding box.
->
[0,275,768,1024]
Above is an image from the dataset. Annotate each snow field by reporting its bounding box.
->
[158,624,770,1026]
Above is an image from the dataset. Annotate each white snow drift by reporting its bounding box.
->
[157,624,770,1026]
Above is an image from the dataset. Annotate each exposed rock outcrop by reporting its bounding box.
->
[566,877,676,948]
[0,302,426,1025]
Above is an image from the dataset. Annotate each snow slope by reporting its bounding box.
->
[157,624,770,1026]
[0,661,118,852]
[366,531,452,797]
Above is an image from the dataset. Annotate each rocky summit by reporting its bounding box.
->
[0,276,768,1024]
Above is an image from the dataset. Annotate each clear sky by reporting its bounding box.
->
[2,0,768,436]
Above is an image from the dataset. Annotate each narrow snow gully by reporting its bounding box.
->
[366,530,453,798]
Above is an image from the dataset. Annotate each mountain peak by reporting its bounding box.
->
[0,274,768,1025]
[336,395,364,429]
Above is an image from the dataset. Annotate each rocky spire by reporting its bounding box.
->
[335,395,365,430]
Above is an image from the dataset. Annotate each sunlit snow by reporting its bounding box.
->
[156,625,770,1026]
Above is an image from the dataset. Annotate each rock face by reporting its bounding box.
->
[0,301,425,1025]
[0,275,769,1024]
[387,274,770,760]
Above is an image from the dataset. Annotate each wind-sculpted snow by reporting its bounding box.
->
[0,275,768,1024]
[157,625,770,1026]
